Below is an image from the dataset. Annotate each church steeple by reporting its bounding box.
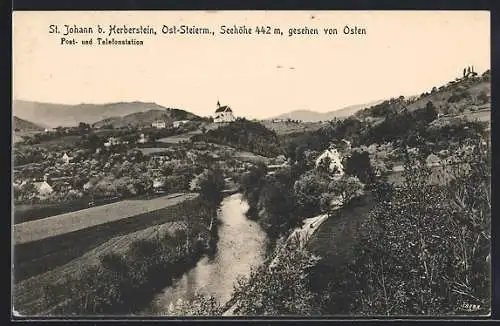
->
[217,99,221,108]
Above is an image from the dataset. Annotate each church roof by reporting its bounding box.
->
[215,105,232,113]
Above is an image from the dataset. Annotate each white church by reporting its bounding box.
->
[213,100,236,123]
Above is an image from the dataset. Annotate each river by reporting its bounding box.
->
[146,193,268,315]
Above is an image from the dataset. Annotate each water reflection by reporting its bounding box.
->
[148,193,268,314]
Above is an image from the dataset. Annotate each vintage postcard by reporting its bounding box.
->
[12,10,491,318]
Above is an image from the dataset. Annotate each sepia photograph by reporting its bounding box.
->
[12,10,491,318]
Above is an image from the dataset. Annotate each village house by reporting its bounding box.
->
[152,120,166,129]
[62,152,71,164]
[83,181,93,191]
[426,154,442,167]
[33,180,54,199]
[152,177,166,193]
[315,144,345,178]
[186,151,198,164]
[173,120,190,128]
[213,100,236,123]
[137,133,148,144]
[104,137,121,147]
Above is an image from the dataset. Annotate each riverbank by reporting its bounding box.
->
[146,193,268,315]
[222,212,331,316]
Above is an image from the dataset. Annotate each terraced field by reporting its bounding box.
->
[13,220,187,315]
[14,193,196,245]
[14,193,199,282]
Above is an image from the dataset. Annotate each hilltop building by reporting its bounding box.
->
[213,100,235,123]
[152,120,166,129]
[462,66,478,79]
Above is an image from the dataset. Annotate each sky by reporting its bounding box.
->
[13,11,490,119]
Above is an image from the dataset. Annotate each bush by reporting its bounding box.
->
[448,91,471,103]
[476,91,489,105]
[319,142,490,316]
[230,240,322,316]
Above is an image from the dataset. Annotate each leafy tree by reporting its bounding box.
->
[293,169,330,218]
[166,294,223,316]
[198,167,225,209]
[78,122,91,134]
[344,151,375,185]
[321,144,490,315]
[240,163,267,214]
[323,175,364,212]
[257,176,298,239]
[477,91,489,105]
[231,240,322,316]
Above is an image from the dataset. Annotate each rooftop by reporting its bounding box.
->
[215,105,232,113]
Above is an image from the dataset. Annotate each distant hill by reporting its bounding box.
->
[13,116,45,132]
[271,100,385,122]
[12,100,196,128]
[92,108,200,128]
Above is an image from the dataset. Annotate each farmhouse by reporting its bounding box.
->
[33,181,54,199]
[152,120,166,129]
[315,144,345,178]
[213,100,236,123]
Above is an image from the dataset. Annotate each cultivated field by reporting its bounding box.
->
[464,107,491,122]
[13,131,42,144]
[157,130,202,144]
[14,220,187,315]
[386,163,473,187]
[14,193,199,282]
[232,150,272,164]
[261,120,327,136]
[14,193,196,245]
[136,147,172,155]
